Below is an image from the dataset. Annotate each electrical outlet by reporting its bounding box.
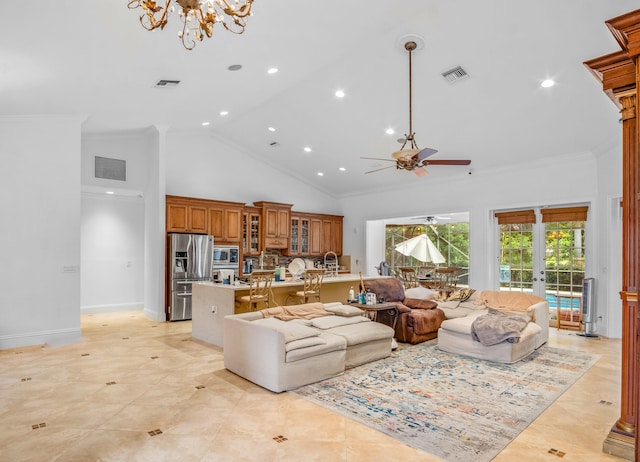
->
[211,305,217,314]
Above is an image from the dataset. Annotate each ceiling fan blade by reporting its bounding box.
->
[415,148,438,162]
[424,159,471,166]
[365,165,396,174]
[413,167,428,177]
[360,156,396,162]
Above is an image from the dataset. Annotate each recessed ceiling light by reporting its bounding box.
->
[541,79,555,88]
[385,128,395,135]
[219,111,229,116]
[267,67,278,74]
[335,89,345,98]
[106,191,115,195]
[202,121,210,126]
[317,172,324,176]
[268,126,276,132]
[228,64,242,71]
[339,167,346,172]
[304,147,312,153]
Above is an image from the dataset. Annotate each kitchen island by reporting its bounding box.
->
[192,274,385,347]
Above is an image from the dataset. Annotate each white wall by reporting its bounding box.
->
[595,142,623,338]
[165,131,339,213]
[0,116,84,348]
[80,194,145,312]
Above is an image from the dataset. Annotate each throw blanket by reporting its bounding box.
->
[476,290,545,311]
[261,302,331,321]
[471,310,530,346]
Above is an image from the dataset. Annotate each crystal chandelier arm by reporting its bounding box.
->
[128,0,172,31]
[217,0,253,18]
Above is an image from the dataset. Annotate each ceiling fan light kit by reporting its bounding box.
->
[362,35,471,176]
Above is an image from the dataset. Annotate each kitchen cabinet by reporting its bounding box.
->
[309,218,323,255]
[242,206,261,255]
[321,215,343,256]
[208,205,243,243]
[166,196,244,241]
[254,201,292,250]
[167,203,208,234]
[290,215,310,255]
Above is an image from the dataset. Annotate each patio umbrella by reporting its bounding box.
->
[394,234,446,264]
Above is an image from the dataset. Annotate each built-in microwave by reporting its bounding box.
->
[213,246,239,265]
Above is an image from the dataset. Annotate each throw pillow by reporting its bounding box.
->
[404,286,438,300]
[403,298,438,310]
[447,288,476,302]
[324,304,364,317]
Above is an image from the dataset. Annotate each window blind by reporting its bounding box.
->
[541,206,588,223]
[494,209,536,224]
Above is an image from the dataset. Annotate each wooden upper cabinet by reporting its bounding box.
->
[309,218,323,255]
[166,202,207,234]
[166,195,244,240]
[320,215,343,256]
[208,205,243,243]
[254,201,292,250]
[243,207,262,255]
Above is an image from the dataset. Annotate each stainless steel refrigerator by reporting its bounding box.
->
[168,233,214,321]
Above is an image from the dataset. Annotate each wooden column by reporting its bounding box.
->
[584,9,640,461]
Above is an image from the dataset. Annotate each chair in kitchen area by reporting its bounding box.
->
[286,269,324,305]
[398,267,419,289]
[236,270,274,311]
[435,267,459,295]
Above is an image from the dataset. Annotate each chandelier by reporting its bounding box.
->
[127,0,254,50]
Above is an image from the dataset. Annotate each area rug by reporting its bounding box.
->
[291,341,598,461]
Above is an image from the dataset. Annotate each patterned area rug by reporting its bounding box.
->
[291,341,598,461]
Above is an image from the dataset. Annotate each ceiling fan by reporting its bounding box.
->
[362,38,471,177]
[411,215,450,224]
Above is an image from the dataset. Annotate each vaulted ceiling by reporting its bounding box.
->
[0,1,634,197]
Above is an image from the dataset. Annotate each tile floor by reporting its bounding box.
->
[0,311,628,462]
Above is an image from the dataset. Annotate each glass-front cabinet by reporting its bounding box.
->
[290,215,310,255]
[242,207,261,255]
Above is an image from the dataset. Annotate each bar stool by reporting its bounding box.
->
[236,270,274,312]
[287,269,324,304]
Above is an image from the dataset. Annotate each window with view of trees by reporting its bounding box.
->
[384,222,470,286]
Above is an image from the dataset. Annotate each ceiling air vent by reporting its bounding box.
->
[155,79,180,88]
[95,156,126,182]
[441,66,469,83]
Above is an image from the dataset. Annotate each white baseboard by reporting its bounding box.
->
[0,327,82,350]
[81,303,144,314]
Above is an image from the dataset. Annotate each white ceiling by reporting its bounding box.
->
[0,1,634,198]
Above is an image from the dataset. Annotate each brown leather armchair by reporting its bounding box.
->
[364,278,445,345]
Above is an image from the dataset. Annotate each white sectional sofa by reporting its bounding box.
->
[436,290,549,363]
[223,302,394,393]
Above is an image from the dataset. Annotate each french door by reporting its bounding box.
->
[495,206,588,320]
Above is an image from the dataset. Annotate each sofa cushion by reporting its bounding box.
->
[403,298,438,310]
[285,332,347,363]
[325,304,364,317]
[252,317,320,343]
[285,336,327,352]
[327,322,394,346]
[438,305,475,319]
[310,315,370,330]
